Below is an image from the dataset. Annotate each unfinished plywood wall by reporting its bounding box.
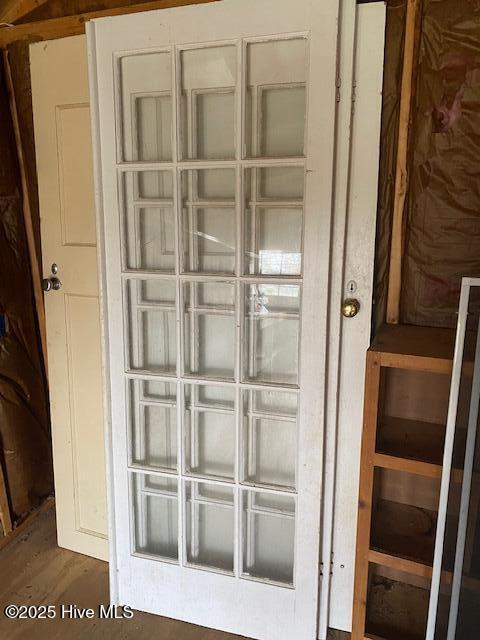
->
[0,54,53,523]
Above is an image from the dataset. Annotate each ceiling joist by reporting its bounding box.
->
[0,0,49,25]
[0,0,217,47]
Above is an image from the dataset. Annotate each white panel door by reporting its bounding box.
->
[30,35,108,561]
[88,0,339,638]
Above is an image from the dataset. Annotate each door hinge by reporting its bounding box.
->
[336,75,341,103]
[351,80,357,114]
[320,553,335,580]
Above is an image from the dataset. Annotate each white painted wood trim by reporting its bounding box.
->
[86,20,119,602]
[326,2,386,633]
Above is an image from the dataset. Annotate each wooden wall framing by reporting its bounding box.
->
[385,0,420,324]
[0,463,12,536]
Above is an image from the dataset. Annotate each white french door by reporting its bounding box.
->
[88,1,339,638]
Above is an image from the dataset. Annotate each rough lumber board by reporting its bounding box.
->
[0,0,218,46]
[0,462,12,535]
[386,0,419,324]
[352,352,382,640]
[3,49,48,370]
[0,0,49,24]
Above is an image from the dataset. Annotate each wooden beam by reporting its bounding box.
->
[0,0,218,46]
[3,49,48,371]
[0,0,49,25]
[0,461,12,535]
[386,0,419,324]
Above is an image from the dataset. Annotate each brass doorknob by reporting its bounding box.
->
[341,298,360,318]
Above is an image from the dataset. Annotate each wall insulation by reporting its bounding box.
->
[376,0,480,329]
[0,58,53,523]
[401,0,480,327]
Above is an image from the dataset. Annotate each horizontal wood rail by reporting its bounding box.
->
[368,549,432,579]
[374,452,442,479]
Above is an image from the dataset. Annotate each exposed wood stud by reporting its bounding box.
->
[0,462,12,536]
[3,49,48,372]
[386,0,420,324]
[0,0,218,46]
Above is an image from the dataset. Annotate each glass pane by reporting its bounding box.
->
[185,383,236,481]
[185,481,234,572]
[126,278,176,373]
[246,39,307,158]
[132,473,178,561]
[244,283,300,385]
[181,169,236,274]
[242,389,297,489]
[129,379,177,471]
[183,281,236,380]
[120,53,172,162]
[122,171,175,272]
[180,46,237,160]
[242,490,295,585]
[244,167,304,275]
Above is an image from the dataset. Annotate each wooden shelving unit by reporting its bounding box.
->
[351,324,464,640]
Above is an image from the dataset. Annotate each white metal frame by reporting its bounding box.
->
[426,276,480,639]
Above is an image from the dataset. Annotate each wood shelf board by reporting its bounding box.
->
[370,499,436,569]
[371,324,455,360]
[374,416,471,481]
[374,453,442,479]
[376,416,446,468]
[368,549,433,579]
[370,324,476,373]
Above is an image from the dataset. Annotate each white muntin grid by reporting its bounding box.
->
[114,34,309,587]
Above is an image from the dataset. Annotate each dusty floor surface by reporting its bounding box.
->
[0,504,348,640]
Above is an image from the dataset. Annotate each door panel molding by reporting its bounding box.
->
[30,34,108,562]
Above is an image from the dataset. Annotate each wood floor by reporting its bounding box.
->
[0,502,348,640]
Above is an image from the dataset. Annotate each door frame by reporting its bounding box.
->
[86,0,385,635]
[323,2,386,634]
